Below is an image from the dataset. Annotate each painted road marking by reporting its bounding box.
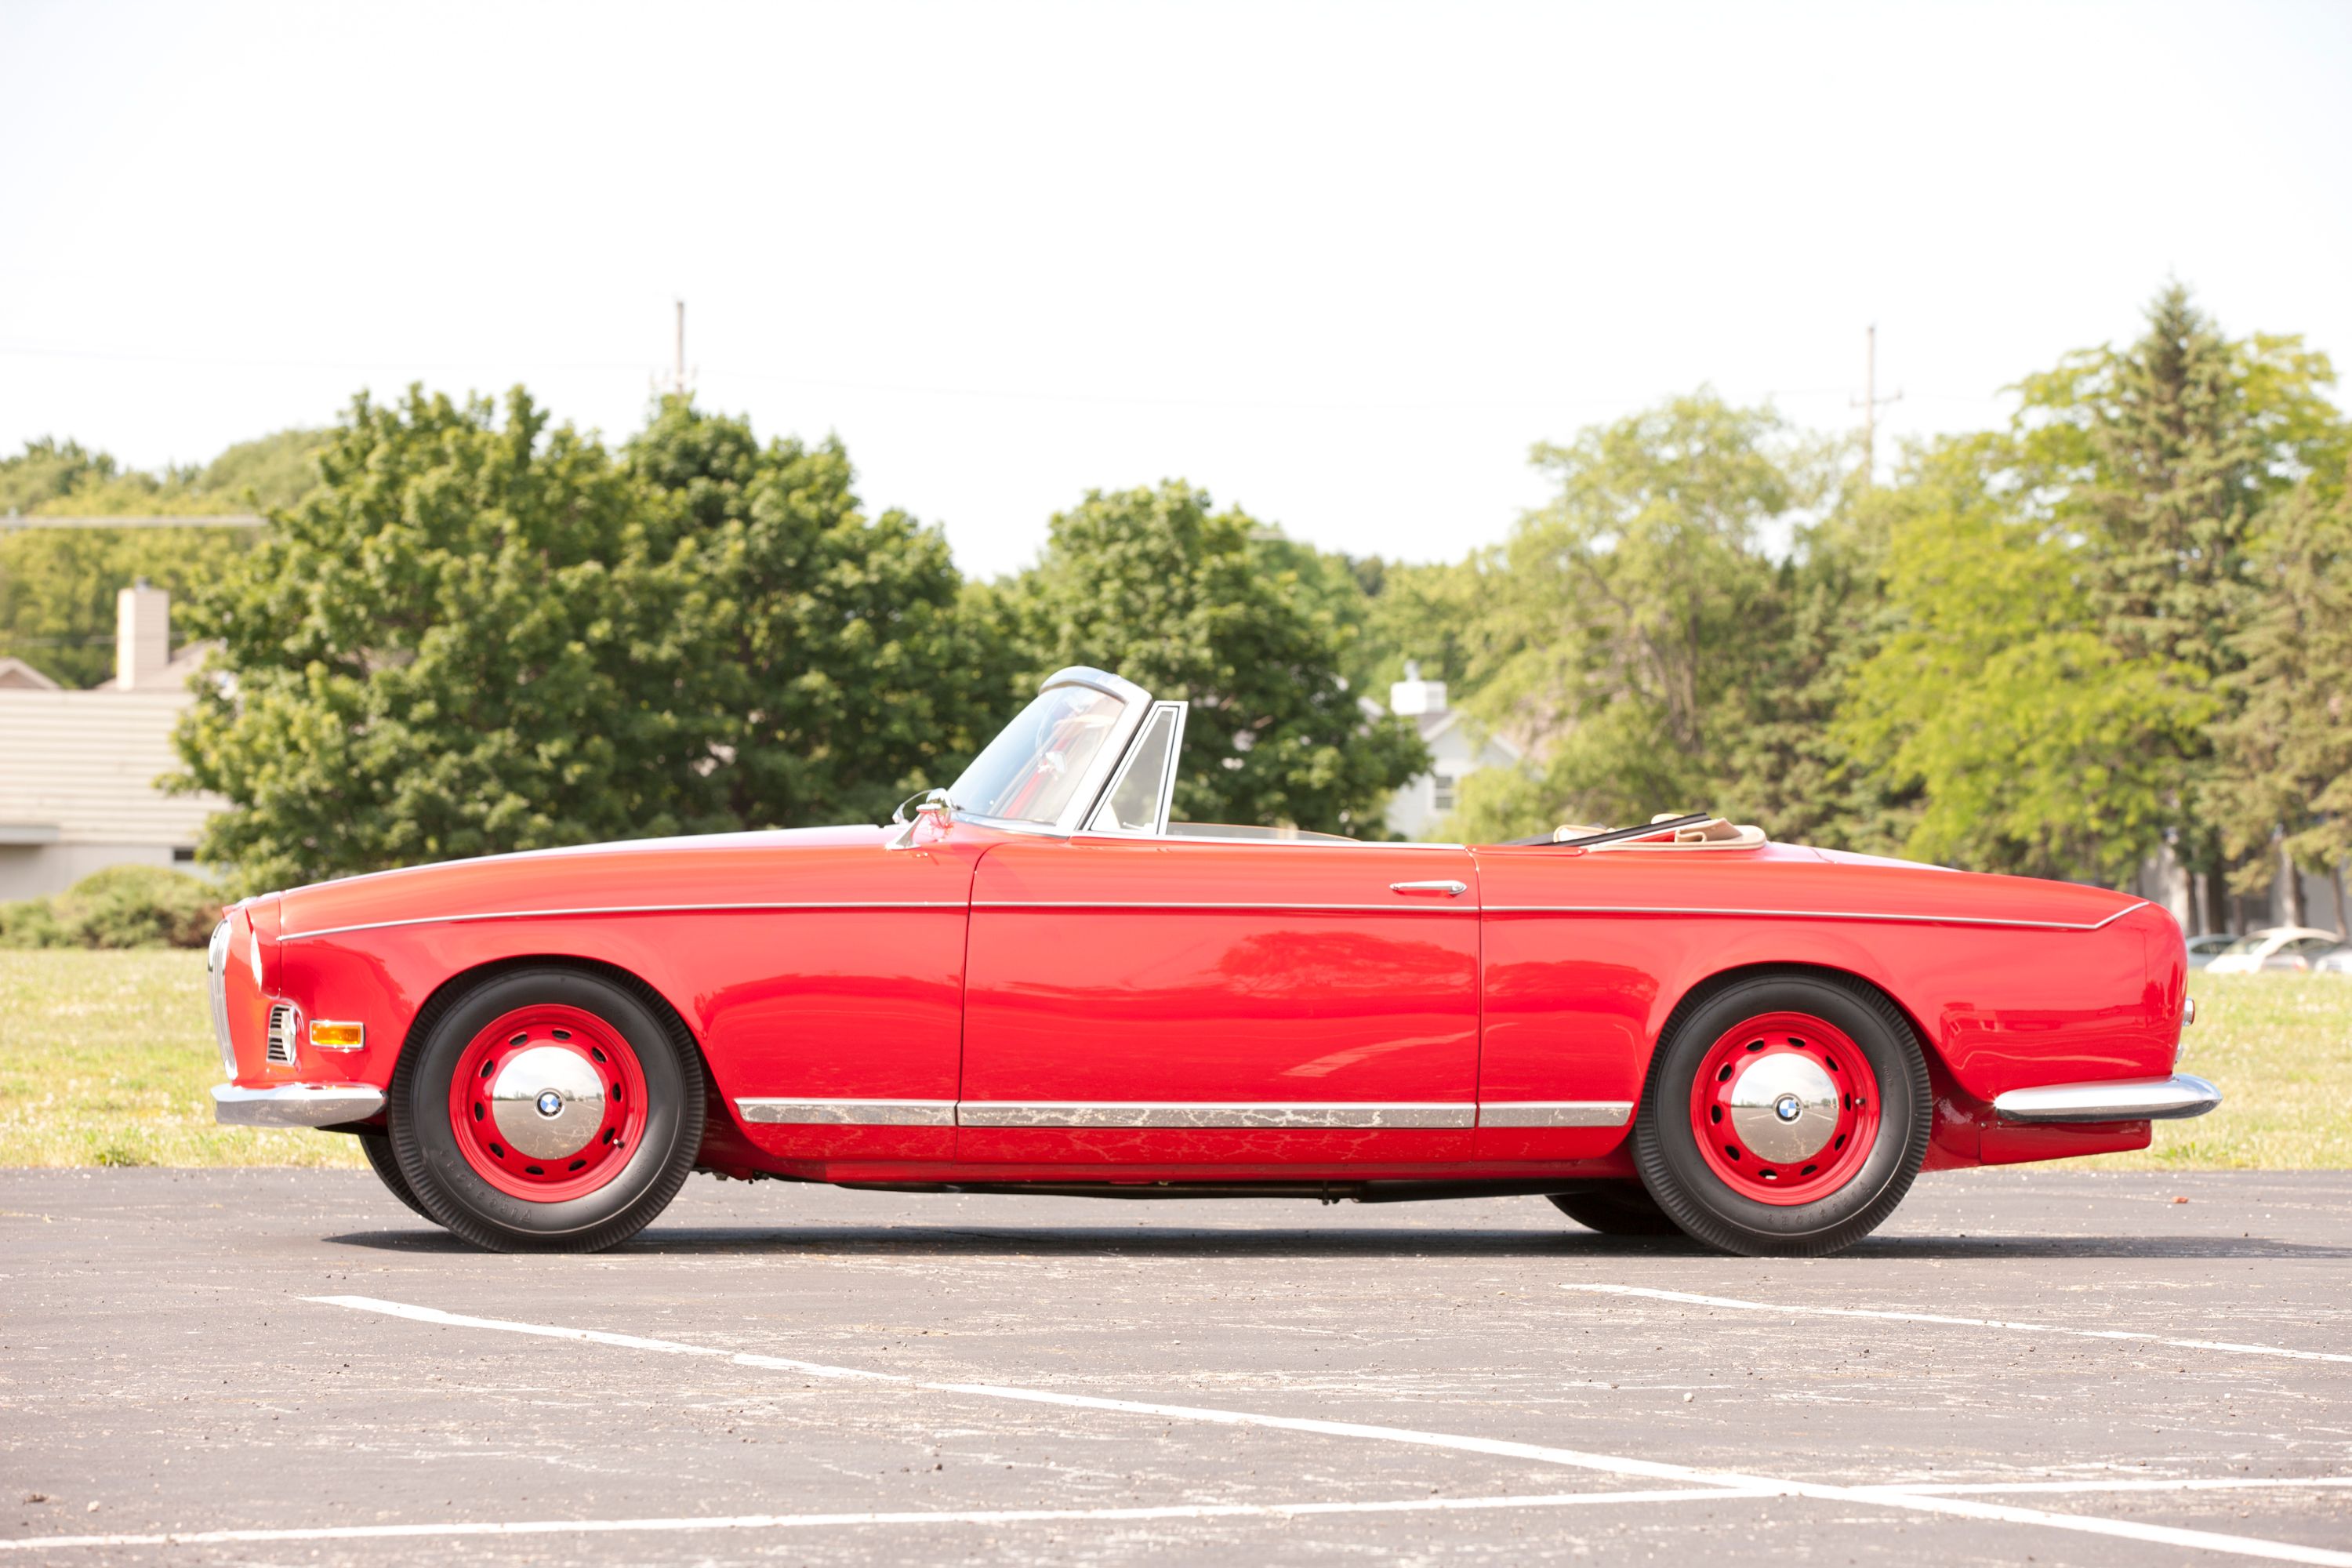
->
[0,1490,1780,1552]
[13,1476,2346,1555]
[307,1295,2352,1566]
[1886,1479,2352,1497]
[1561,1283,2352,1366]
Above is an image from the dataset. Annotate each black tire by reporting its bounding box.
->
[355,1129,434,1221]
[1632,969,1930,1258]
[1548,1186,1684,1237]
[388,966,704,1254]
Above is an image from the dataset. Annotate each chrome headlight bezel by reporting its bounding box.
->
[205,918,235,1077]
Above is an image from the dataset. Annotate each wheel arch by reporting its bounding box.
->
[398,953,717,1105]
[1654,960,1935,1072]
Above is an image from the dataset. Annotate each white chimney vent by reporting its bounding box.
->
[115,580,171,691]
[1389,659,1446,717]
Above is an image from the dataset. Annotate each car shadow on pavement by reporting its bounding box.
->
[319,1225,2352,1261]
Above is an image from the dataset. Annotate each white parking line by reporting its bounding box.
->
[0,1489,1781,1553]
[20,1476,2343,1555]
[1887,1479,2352,1497]
[307,1295,2352,1566]
[1561,1283,2352,1365]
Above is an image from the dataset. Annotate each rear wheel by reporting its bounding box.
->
[389,967,704,1253]
[1548,1186,1683,1236]
[1632,971,1929,1258]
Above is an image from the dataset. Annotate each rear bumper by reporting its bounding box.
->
[1991,1073,2222,1124]
[212,1082,384,1128]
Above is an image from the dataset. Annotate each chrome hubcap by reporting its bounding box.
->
[490,1046,607,1160]
[1729,1055,1840,1163]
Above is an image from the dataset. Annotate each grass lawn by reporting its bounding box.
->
[0,952,2345,1170]
[0,950,362,1168]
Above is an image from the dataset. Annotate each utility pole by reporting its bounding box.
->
[1852,324,1903,485]
[654,299,696,403]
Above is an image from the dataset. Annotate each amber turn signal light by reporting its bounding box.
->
[308,1020,365,1051]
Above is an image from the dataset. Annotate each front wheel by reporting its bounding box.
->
[1632,971,1929,1258]
[388,966,704,1253]
[355,1128,431,1221]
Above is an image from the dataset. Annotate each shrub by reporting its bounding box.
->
[0,865,222,949]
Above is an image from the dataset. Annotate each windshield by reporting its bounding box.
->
[2220,935,2267,956]
[949,686,1129,825]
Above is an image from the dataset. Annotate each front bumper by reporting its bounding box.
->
[1991,1073,2222,1124]
[212,1082,384,1128]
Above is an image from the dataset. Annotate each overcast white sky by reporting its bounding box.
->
[2,1,2347,578]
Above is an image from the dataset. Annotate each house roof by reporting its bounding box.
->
[1357,694,1524,765]
[0,688,226,848]
[0,657,61,691]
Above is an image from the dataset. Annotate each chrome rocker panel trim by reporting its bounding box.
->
[959,1102,1476,1129]
[1476,1101,1636,1128]
[733,1098,1634,1131]
[737,1098,958,1127]
[212,1082,386,1127]
[1990,1073,2223,1124]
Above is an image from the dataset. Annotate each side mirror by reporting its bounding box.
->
[887,789,954,850]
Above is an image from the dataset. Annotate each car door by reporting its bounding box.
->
[957,834,1483,1168]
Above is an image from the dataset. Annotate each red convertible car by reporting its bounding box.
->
[210,667,2217,1256]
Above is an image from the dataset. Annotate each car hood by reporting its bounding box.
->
[276,825,891,938]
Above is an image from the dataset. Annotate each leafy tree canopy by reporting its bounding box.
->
[1447,393,1837,843]
[623,396,994,828]
[1003,481,1426,835]
[172,387,723,891]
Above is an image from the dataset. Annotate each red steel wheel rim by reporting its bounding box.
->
[1688,1010,1881,1207]
[447,1004,648,1203]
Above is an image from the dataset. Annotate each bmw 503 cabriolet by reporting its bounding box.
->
[208,666,2219,1256]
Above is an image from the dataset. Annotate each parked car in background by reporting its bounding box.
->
[2185,934,2238,970]
[2313,946,2352,976]
[2203,927,2345,974]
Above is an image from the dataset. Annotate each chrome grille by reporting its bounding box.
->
[205,919,234,1076]
[265,1003,299,1065]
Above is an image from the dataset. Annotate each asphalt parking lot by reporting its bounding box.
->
[2,1167,2348,1566]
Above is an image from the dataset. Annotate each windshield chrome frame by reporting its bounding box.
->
[951,666,1157,838]
[1083,700,1189,837]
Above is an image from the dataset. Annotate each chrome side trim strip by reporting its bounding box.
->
[957,1102,1477,1129]
[212,1082,384,1127]
[971,901,1475,914]
[1477,1101,1635,1128]
[1482,902,2147,933]
[283,902,969,942]
[736,1098,958,1127]
[730,1098,1639,1131]
[1991,1073,2222,1124]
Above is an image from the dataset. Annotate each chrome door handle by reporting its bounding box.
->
[1389,880,1468,898]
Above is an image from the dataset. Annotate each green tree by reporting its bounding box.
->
[1450,393,1814,840]
[1846,285,2343,890]
[1004,481,1425,835]
[2210,477,2352,916]
[623,396,996,826]
[171,387,723,891]
[0,429,321,686]
[1838,437,2212,880]
[2021,286,2339,906]
[0,525,255,687]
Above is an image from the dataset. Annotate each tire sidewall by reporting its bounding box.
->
[390,968,698,1247]
[1636,974,1928,1252]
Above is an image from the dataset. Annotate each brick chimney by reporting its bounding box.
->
[114,579,171,691]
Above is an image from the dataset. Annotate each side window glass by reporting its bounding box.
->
[1088,706,1180,834]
